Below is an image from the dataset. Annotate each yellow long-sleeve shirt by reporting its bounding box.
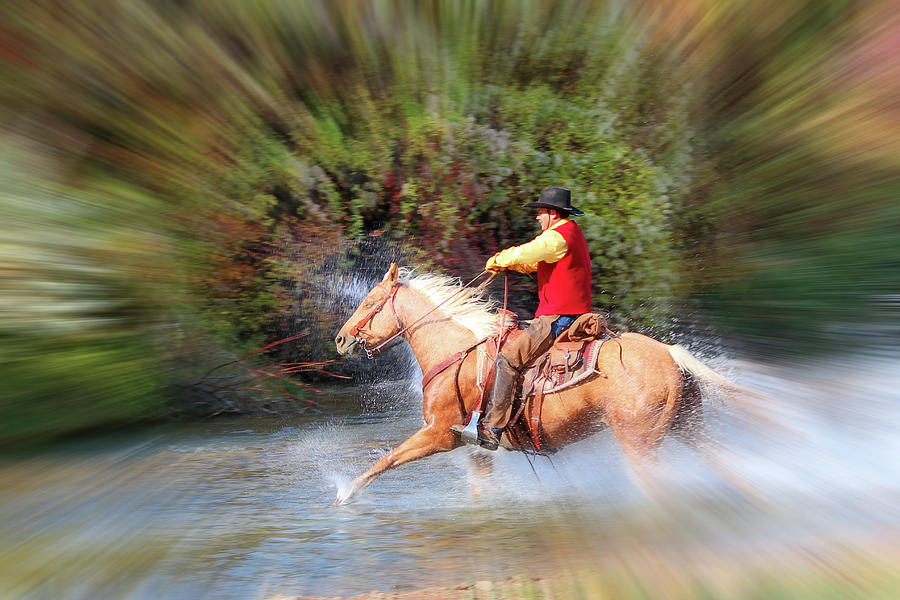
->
[489,219,570,273]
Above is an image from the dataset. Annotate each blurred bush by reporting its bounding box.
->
[1,0,897,445]
[635,0,900,349]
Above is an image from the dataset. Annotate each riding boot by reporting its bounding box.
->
[479,355,521,449]
[449,355,520,451]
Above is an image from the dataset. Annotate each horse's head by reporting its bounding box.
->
[334,263,403,356]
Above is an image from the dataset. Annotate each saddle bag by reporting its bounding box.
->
[548,340,588,375]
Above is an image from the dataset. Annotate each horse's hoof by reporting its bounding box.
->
[334,487,356,506]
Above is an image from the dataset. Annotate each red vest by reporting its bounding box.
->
[535,220,592,317]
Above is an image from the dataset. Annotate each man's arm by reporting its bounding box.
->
[487,228,567,273]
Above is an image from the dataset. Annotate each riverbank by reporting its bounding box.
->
[274,539,899,599]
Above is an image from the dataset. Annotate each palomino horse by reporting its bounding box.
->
[333,263,732,505]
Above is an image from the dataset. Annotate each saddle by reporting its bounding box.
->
[475,313,618,452]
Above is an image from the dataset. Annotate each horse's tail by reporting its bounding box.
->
[667,344,744,406]
[667,345,783,428]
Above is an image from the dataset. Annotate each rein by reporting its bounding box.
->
[421,271,511,408]
[349,282,403,358]
[353,270,495,359]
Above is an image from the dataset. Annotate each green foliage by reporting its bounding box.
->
[2,0,896,445]
[655,0,900,350]
[0,332,168,447]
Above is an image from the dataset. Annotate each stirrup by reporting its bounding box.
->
[450,411,482,446]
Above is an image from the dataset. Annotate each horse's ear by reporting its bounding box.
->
[381,263,399,287]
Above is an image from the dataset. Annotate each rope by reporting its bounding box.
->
[497,271,509,351]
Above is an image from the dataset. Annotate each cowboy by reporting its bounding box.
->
[451,187,592,450]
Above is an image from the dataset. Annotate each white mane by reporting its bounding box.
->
[399,268,502,339]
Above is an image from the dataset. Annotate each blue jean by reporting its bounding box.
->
[486,313,580,430]
[498,314,579,371]
[551,314,577,339]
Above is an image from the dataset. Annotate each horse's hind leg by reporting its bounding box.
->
[609,393,683,497]
[334,425,456,505]
[617,432,660,466]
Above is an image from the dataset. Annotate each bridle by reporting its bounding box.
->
[348,282,403,359]
[348,270,496,360]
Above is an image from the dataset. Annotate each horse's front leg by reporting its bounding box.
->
[334,424,457,505]
[467,450,493,499]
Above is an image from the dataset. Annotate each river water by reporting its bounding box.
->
[2,349,899,599]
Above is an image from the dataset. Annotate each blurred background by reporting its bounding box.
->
[1,1,898,598]
[2,0,898,444]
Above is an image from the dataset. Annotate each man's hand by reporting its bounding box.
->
[485,253,505,273]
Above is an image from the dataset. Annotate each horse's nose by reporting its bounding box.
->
[335,333,347,353]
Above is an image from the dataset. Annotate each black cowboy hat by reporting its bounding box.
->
[524,187,584,216]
